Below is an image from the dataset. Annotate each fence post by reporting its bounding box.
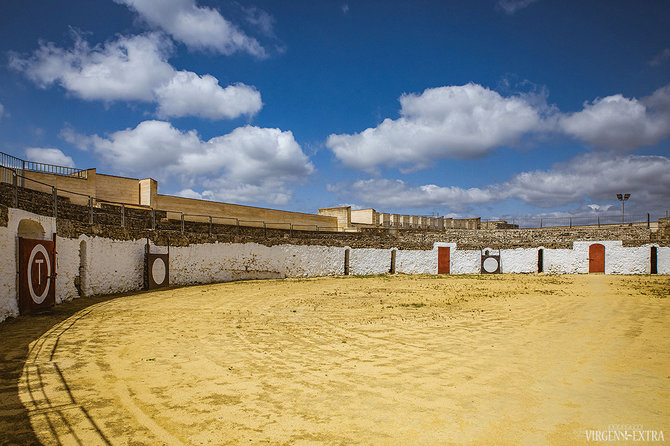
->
[21,160,25,188]
[540,218,542,228]
[236,218,240,235]
[569,217,572,228]
[88,196,93,224]
[151,209,156,230]
[121,204,125,227]
[12,172,18,208]
[263,222,267,238]
[647,213,650,228]
[290,223,293,238]
[181,213,185,233]
[52,187,57,218]
[209,216,212,235]
[597,215,600,228]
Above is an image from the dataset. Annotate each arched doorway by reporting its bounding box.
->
[17,219,45,239]
[588,244,605,273]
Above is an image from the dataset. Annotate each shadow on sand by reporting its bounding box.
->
[0,293,134,446]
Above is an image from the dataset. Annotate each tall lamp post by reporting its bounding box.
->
[617,193,630,223]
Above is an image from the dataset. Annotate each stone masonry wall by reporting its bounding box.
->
[1,183,668,250]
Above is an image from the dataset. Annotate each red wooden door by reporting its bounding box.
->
[438,247,450,274]
[18,237,56,315]
[589,244,605,273]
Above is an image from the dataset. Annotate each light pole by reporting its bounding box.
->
[617,193,630,223]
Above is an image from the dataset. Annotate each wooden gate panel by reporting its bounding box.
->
[589,244,605,273]
[18,237,56,315]
[481,250,501,274]
[147,253,169,289]
[438,247,450,274]
[651,246,658,275]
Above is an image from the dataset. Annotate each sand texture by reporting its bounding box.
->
[0,274,668,445]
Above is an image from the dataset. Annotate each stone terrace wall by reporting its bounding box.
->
[1,182,668,250]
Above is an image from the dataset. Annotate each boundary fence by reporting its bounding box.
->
[0,171,340,234]
[497,213,667,229]
[0,152,87,185]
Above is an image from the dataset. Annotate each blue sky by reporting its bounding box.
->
[1,0,669,219]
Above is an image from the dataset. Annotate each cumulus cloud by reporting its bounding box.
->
[328,83,670,171]
[154,71,261,119]
[340,179,498,211]
[10,32,262,120]
[79,120,313,205]
[497,0,539,14]
[10,33,173,102]
[559,85,670,150]
[25,148,75,167]
[504,153,670,208]
[335,153,670,213]
[327,83,543,171]
[115,0,266,57]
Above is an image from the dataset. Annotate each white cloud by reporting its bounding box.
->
[115,0,266,57]
[154,71,261,119]
[11,32,262,120]
[243,6,276,37]
[10,33,174,102]
[25,148,75,167]
[504,153,670,208]
[328,83,670,171]
[327,83,543,171]
[497,0,539,14]
[82,121,313,205]
[341,179,498,210]
[649,48,670,67]
[335,153,670,213]
[559,85,670,150]
[0,103,4,119]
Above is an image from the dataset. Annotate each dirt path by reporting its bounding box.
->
[1,274,668,445]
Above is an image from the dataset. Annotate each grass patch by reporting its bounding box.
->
[400,302,426,308]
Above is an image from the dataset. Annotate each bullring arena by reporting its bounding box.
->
[1,275,669,444]
[1,158,669,444]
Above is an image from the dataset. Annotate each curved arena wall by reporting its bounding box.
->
[1,208,668,322]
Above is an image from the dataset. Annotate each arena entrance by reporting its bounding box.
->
[438,247,450,274]
[589,244,605,273]
[18,236,56,315]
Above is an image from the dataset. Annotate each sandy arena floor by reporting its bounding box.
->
[0,274,668,445]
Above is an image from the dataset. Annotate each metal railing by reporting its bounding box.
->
[0,151,87,182]
[500,213,666,229]
[2,171,340,235]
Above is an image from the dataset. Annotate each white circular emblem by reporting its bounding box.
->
[483,257,499,273]
[28,244,51,304]
[152,257,166,285]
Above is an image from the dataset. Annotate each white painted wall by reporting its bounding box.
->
[500,248,539,274]
[396,248,437,274]
[658,247,670,275]
[451,250,480,274]
[55,236,80,304]
[1,208,669,323]
[543,248,580,274]
[169,241,348,285]
[349,248,391,275]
